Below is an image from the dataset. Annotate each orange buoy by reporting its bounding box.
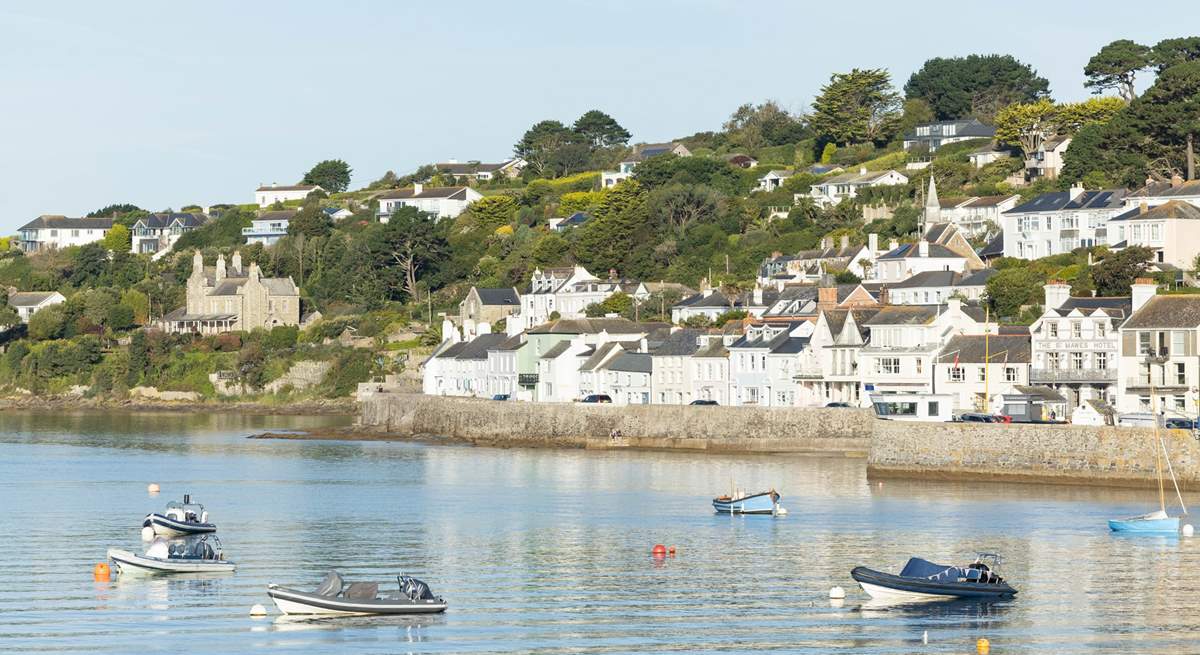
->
[977,638,990,654]
[668,546,677,555]
[93,562,111,581]
[651,544,667,556]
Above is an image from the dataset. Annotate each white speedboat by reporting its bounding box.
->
[268,571,448,615]
[108,536,235,575]
[144,495,216,537]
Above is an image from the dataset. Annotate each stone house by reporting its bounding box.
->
[159,250,300,335]
[459,286,520,339]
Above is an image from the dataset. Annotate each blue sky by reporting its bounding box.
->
[0,1,1195,232]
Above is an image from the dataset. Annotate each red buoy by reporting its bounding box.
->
[668,546,677,555]
[652,544,667,556]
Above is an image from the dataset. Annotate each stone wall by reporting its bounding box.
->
[869,419,1200,486]
[359,393,872,453]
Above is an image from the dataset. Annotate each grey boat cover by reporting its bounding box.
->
[316,571,344,597]
[344,582,379,601]
[899,558,960,580]
[401,576,435,601]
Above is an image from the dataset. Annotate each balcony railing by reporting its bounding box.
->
[517,373,539,387]
[1030,368,1117,383]
[1125,377,1189,390]
[791,367,824,381]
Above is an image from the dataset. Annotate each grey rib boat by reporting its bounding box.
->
[267,571,448,615]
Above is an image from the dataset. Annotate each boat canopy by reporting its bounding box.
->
[900,557,962,580]
[315,571,344,597]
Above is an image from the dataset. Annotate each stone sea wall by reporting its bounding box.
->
[869,419,1200,487]
[358,393,872,453]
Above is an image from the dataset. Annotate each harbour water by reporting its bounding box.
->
[2,410,1199,653]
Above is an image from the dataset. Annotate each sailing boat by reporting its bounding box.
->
[1109,389,1188,534]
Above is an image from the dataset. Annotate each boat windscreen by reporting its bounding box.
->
[316,571,344,597]
[899,557,958,580]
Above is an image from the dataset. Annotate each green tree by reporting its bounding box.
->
[993,98,1123,159]
[126,330,149,386]
[468,195,517,231]
[514,120,584,177]
[87,203,142,218]
[819,143,837,164]
[904,54,1051,121]
[101,223,131,252]
[27,304,66,340]
[1092,246,1154,296]
[237,342,268,390]
[287,203,333,238]
[106,303,135,332]
[1125,61,1200,180]
[985,267,1046,318]
[810,69,902,146]
[572,110,631,147]
[69,243,109,287]
[302,159,352,193]
[372,208,448,301]
[722,101,806,150]
[531,233,570,267]
[1151,36,1200,72]
[1085,39,1152,101]
[584,291,633,317]
[649,184,721,235]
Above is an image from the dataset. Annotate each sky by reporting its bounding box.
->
[1,0,1197,233]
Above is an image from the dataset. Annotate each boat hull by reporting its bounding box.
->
[1108,516,1180,534]
[851,566,1016,601]
[267,585,448,615]
[107,548,235,575]
[712,491,781,515]
[144,513,217,537]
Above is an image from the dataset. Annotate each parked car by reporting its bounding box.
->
[825,402,852,408]
[690,399,719,406]
[1166,418,1196,430]
[580,394,612,404]
[491,394,511,401]
[956,413,998,423]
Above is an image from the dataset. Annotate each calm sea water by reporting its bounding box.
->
[1,411,1198,654]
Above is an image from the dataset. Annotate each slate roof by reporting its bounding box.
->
[890,269,997,289]
[19,215,113,230]
[770,336,811,354]
[904,118,995,141]
[1109,200,1200,222]
[938,334,1031,364]
[649,329,704,357]
[675,288,780,309]
[1122,296,1200,329]
[979,232,1004,258]
[960,269,999,286]
[1048,296,1131,318]
[817,169,901,186]
[474,287,520,305]
[208,275,297,297]
[378,186,471,200]
[492,335,525,351]
[1128,179,1200,199]
[527,318,667,335]
[877,242,962,260]
[1014,385,1067,402]
[435,161,511,175]
[864,303,986,325]
[965,195,1018,208]
[434,342,469,359]
[607,352,652,374]
[256,184,320,192]
[1005,189,1126,214]
[539,341,573,360]
[579,342,634,371]
[134,212,208,229]
[693,339,729,358]
[6,291,61,307]
[455,333,509,360]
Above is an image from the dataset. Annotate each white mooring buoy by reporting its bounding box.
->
[829,586,845,599]
[1184,524,1194,537]
[249,604,267,617]
[141,526,155,541]
[147,483,160,494]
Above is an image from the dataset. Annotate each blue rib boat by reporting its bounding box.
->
[712,490,784,515]
[1108,510,1180,534]
[852,554,1016,602]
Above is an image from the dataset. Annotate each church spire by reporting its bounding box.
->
[922,176,941,234]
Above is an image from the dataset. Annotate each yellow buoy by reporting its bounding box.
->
[977,637,990,654]
[147,483,160,494]
[93,562,111,581]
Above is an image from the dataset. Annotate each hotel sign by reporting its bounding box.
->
[1036,340,1113,350]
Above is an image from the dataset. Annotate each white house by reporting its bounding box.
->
[794,308,878,407]
[756,169,794,192]
[967,145,1011,169]
[903,119,995,152]
[807,168,908,208]
[887,269,997,305]
[1000,186,1128,259]
[859,300,987,395]
[1124,176,1200,211]
[484,335,525,399]
[1108,200,1200,269]
[690,335,731,404]
[6,291,66,323]
[727,321,812,406]
[672,281,778,323]
[934,333,1031,413]
[1113,279,1200,416]
[17,216,112,253]
[601,142,690,188]
[377,184,484,221]
[433,158,526,183]
[1028,282,1129,409]
[605,351,653,405]
[520,266,649,329]
[131,212,208,258]
[758,234,884,286]
[255,184,323,208]
[649,328,704,405]
[322,206,354,222]
[1026,136,1070,181]
[874,239,969,284]
[242,210,296,246]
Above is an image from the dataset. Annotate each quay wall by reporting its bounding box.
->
[358,393,872,453]
[868,419,1200,487]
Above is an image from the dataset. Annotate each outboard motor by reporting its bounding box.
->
[400,576,434,600]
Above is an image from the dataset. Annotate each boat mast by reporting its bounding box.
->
[1151,360,1166,514]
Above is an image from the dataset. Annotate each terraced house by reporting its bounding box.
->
[1027,282,1129,409]
[1115,280,1200,416]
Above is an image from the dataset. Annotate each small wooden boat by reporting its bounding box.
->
[108,536,235,575]
[852,554,1016,602]
[268,571,448,616]
[712,489,785,515]
[144,495,217,537]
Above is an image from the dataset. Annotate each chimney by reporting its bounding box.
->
[1069,182,1085,201]
[1140,202,1149,215]
[231,250,242,274]
[701,277,713,298]
[191,249,203,275]
[918,240,929,257]
[877,285,889,306]
[840,234,849,250]
[1131,278,1157,314]
[868,233,878,253]
[752,283,763,306]
[820,236,830,250]
[413,182,424,195]
[1171,174,1184,188]
[889,239,899,251]
[818,285,838,310]
[1043,281,1070,309]
[946,297,961,314]
[215,253,227,282]
[248,262,261,282]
